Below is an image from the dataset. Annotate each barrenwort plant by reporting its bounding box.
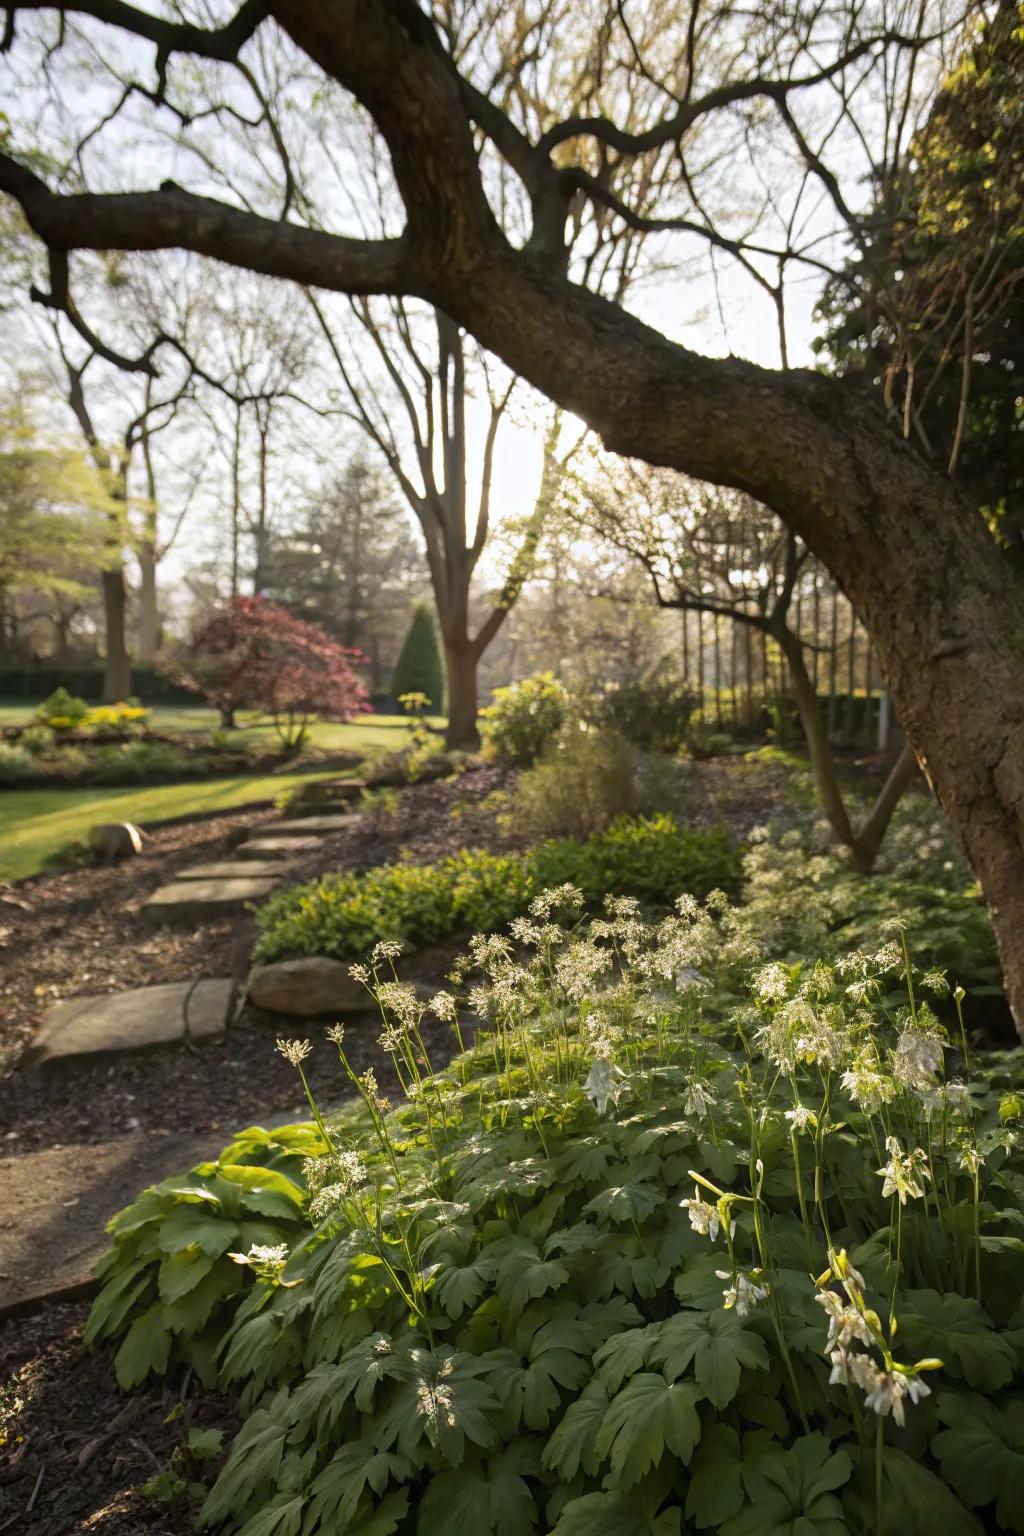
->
[90,891,1024,1534]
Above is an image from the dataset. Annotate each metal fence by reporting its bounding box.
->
[680,577,891,751]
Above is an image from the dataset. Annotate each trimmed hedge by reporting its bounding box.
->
[254,814,742,963]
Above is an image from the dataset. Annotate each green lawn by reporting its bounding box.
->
[0,769,346,882]
[0,707,448,882]
[0,703,442,753]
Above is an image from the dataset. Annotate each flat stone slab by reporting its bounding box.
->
[236,836,322,860]
[0,1111,311,1318]
[24,979,236,1069]
[141,876,281,924]
[285,778,367,814]
[256,813,362,836]
[177,860,295,881]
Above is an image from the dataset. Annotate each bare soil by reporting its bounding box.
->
[0,1301,235,1535]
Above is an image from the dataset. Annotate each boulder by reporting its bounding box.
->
[246,956,372,1017]
[89,822,144,862]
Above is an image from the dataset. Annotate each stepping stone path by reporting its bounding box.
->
[177,859,295,881]
[283,777,365,817]
[142,875,281,925]
[24,979,236,1069]
[140,783,365,921]
[256,813,362,837]
[236,835,322,860]
[23,783,366,1069]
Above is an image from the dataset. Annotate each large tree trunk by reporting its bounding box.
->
[443,636,480,750]
[101,564,132,701]
[137,539,161,658]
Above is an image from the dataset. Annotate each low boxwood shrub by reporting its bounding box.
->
[253,815,741,963]
[532,815,739,912]
[90,902,1024,1534]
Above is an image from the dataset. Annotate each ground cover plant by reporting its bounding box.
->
[89,888,1024,1534]
[252,816,741,963]
[741,798,1003,1012]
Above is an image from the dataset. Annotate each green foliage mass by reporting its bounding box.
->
[390,603,445,713]
[90,899,1024,1534]
[510,727,641,840]
[590,675,697,756]
[741,801,1002,1003]
[253,815,741,963]
[480,671,569,765]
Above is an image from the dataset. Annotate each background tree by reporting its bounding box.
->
[261,450,427,688]
[816,0,1024,544]
[565,460,917,868]
[311,295,567,748]
[0,386,109,659]
[390,600,445,713]
[165,595,369,739]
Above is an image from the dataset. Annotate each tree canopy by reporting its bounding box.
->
[5,3,1024,1029]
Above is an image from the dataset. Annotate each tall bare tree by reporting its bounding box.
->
[312,294,564,746]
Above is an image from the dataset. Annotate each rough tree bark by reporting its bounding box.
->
[776,624,918,872]
[3,0,1024,1023]
[137,423,161,658]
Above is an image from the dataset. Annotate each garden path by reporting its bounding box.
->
[1,770,511,1320]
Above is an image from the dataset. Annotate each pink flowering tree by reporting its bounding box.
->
[167,596,370,746]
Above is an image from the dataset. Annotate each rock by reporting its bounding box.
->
[24,978,236,1068]
[141,876,281,925]
[284,777,367,815]
[246,957,440,1017]
[89,822,144,861]
[246,956,371,1016]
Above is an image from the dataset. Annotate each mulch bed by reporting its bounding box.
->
[0,1301,234,1535]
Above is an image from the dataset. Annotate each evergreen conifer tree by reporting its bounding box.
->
[390,601,445,711]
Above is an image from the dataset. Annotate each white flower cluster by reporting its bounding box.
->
[817,1250,938,1426]
[716,1269,769,1317]
[275,1037,311,1067]
[828,1352,932,1427]
[228,1242,290,1283]
[876,1135,930,1205]
[305,1149,368,1223]
[529,884,583,919]
[680,1186,732,1242]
